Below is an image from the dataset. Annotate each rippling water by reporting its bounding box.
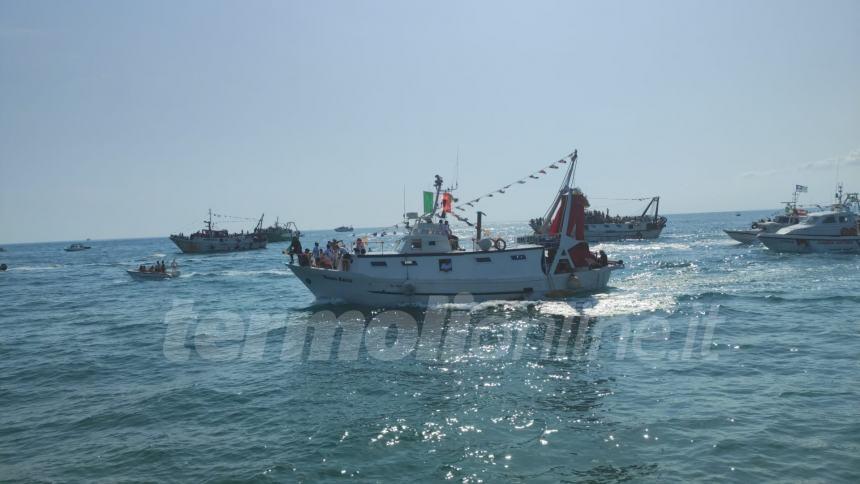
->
[2,211,859,482]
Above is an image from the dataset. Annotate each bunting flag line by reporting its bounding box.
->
[451,150,577,215]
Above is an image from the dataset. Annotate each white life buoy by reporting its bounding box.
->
[494,238,507,251]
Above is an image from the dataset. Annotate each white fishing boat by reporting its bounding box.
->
[64,243,91,252]
[334,226,354,233]
[287,150,623,306]
[758,186,859,254]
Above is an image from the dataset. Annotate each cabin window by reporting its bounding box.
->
[428,240,436,246]
[401,260,417,266]
[511,254,527,261]
[823,216,836,224]
[839,216,849,223]
[476,257,492,263]
[371,261,387,267]
[438,259,453,272]
[410,239,422,249]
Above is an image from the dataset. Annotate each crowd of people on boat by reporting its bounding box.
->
[138,259,177,273]
[583,209,641,225]
[286,236,360,271]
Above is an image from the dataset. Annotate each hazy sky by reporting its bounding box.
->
[1,0,858,243]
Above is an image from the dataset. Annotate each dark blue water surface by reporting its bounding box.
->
[1,211,859,482]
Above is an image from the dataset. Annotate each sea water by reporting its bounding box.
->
[1,211,859,482]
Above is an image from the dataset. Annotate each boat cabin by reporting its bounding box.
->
[778,210,858,236]
[394,221,459,255]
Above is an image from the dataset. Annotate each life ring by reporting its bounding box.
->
[494,238,507,251]
[751,222,759,229]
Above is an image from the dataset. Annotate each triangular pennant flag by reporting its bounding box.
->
[517,180,526,184]
[558,159,567,164]
[487,193,494,197]
[530,175,539,179]
[549,164,558,169]
[498,189,505,194]
[539,169,547,174]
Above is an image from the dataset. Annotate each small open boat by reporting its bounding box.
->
[127,269,180,281]
[64,243,91,252]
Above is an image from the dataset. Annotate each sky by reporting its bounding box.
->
[1,0,858,243]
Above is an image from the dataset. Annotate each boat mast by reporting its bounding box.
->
[207,208,213,232]
[539,150,577,232]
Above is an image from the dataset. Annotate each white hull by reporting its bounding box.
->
[758,234,860,254]
[585,223,664,242]
[724,229,761,244]
[288,247,618,306]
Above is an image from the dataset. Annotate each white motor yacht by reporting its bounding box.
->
[758,187,859,254]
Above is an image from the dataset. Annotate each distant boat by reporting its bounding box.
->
[725,186,810,244]
[127,269,180,280]
[64,243,91,252]
[261,216,301,243]
[0,263,7,271]
[735,213,742,216]
[334,226,353,233]
[169,210,267,254]
[523,196,667,243]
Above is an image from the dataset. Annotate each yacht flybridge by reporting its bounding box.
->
[287,150,623,305]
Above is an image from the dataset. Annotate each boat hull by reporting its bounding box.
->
[287,247,619,306]
[169,235,267,253]
[758,234,860,254]
[584,224,664,242]
[127,270,179,280]
[724,229,762,244]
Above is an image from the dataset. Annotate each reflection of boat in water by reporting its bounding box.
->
[261,217,301,243]
[288,150,622,306]
[759,185,859,254]
[725,186,809,244]
[64,243,91,252]
[334,226,353,233]
[170,210,267,253]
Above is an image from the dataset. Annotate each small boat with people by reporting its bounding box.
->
[170,210,268,253]
[127,259,180,280]
[334,226,354,233]
[758,185,859,254]
[287,150,623,306]
[725,186,810,244]
[64,243,91,252]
